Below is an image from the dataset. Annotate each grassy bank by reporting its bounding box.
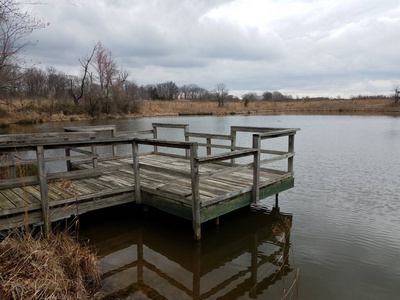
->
[0,231,100,299]
[0,98,399,125]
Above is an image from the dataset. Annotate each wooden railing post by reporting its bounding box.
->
[288,134,295,173]
[132,139,141,204]
[36,145,51,237]
[91,145,98,169]
[230,127,237,163]
[152,124,158,153]
[184,124,189,157]
[252,134,261,204]
[206,137,211,156]
[190,142,201,240]
[8,152,16,178]
[111,127,117,156]
[65,147,72,171]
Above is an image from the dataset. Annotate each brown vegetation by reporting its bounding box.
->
[0,98,399,125]
[0,231,100,300]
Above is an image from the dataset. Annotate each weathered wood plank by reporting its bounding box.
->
[1,189,28,208]
[197,149,256,164]
[152,123,189,129]
[133,137,193,149]
[11,187,39,204]
[0,192,16,209]
[186,132,232,140]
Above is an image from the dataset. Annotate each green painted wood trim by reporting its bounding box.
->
[200,178,295,223]
[141,178,294,224]
[141,192,193,221]
[259,177,294,200]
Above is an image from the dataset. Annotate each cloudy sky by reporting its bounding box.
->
[25,0,400,98]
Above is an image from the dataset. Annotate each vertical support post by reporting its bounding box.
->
[36,145,51,237]
[91,145,98,169]
[111,127,117,156]
[8,152,16,178]
[184,124,189,158]
[252,134,261,204]
[288,134,295,173]
[65,148,72,171]
[230,127,236,164]
[152,124,158,153]
[190,143,201,240]
[206,137,211,156]
[132,140,141,204]
[275,193,279,208]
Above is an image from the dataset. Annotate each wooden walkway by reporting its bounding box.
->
[0,123,299,239]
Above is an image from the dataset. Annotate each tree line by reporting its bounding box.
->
[0,1,397,119]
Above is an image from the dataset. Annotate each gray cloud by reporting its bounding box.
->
[24,0,400,97]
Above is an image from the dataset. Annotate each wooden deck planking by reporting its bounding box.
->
[11,187,40,204]
[0,154,289,214]
[0,191,16,209]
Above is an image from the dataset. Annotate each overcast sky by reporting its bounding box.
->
[25,0,400,98]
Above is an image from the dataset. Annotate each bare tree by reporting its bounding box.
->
[262,91,272,101]
[215,83,228,107]
[69,42,98,105]
[242,92,258,107]
[394,84,399,104]
[0,0,48,92]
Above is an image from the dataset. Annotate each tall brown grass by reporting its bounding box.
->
[1,98,399,125]
[0,156,100,299]
[0,231,101,300]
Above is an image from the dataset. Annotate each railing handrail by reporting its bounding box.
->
[256,129,300,139]
[63,125,116,132]
[152,123,189,129]
[185,131,232,141]
[196,149,257,164]
[0,131,98,144]
[230,126,296,133]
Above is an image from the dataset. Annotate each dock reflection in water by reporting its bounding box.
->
[79,204,295,299]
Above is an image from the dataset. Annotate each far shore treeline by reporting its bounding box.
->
[0,40,394,119]
[0,1,398,123]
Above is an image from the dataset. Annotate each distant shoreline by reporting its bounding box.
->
[1,98,399,126]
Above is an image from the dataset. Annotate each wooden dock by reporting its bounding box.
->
[0,123,299,239]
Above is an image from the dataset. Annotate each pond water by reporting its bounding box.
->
[2,114,400,299]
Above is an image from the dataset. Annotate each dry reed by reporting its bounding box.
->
[0,231,100,300]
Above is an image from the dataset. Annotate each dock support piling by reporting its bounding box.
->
[190,143,201,240]
[36,145,51,237]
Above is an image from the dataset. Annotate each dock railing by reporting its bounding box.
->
[1,123,299,239]
[0,136,141,236]
[131,137,263,240]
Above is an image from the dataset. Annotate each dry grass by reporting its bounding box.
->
[124,98,400,117]
[0,98,399,125]
[0,231,101,300]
